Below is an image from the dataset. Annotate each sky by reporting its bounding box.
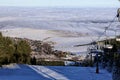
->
[0,0,119,8]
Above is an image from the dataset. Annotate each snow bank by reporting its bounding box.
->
[2,63,20,69]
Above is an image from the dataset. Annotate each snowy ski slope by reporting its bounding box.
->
[0,64,112,80]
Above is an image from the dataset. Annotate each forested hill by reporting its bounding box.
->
[0,32,69,66]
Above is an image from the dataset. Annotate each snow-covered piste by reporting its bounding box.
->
[0,64,112,80]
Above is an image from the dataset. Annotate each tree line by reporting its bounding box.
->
[0,32,69,66]
[0,32,31,66]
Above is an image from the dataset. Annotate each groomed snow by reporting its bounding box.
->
[30,65,112,80]
[0,64,112,80]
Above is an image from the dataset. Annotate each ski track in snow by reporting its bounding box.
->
[29,65,112,80]
[29,65,69,80]
[0,64,113,80]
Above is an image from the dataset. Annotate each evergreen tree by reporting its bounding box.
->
[15,40,31,63]
[0,34,15,64]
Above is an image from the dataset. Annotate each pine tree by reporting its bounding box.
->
[15,40,31,63]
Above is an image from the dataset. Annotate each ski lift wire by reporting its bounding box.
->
[97,15,117,42]
[83,25,95,42]
[86,15,117,52]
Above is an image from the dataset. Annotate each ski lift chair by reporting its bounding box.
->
[114,28,120,41]
[104,39,113,49]
[104,44,113,49]
[116,36,120,42]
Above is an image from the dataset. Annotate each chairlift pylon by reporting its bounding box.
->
[117,8,120,22]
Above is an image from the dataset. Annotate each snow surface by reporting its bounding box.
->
[29,65,112,80]
[0,64,112,80]
[0,64,51,80]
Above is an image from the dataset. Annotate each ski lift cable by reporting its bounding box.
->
[75,20,96,42]
[97,15,117,42]
[86,15,117,51]
[76,15,117,44]
[74,11,117,50]
[83,25,95,42]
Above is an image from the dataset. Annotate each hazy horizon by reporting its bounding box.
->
[0,0,119,8]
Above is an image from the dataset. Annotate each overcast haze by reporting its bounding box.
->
[0,0,119,8]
